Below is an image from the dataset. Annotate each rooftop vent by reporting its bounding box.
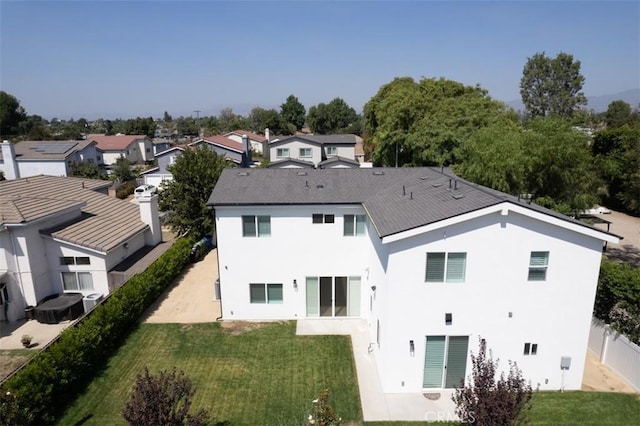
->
[297,171,307,176]
[452,193,465,200]
[316,184,324,189]
[373,171,384,176]
[420,176,429,180]
[237,171,249,176]
[432,183,442,188]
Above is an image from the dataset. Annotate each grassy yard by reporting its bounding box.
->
[59,321,361,425]
[58,321,639,425]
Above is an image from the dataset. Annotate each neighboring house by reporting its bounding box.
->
[224,130,268,155]
[152,138,174,155]
[0,175,162,322]
[318,156,360,169]
[88,134,153,165]
[267,158,315,169]
[0,140,99,180]
[140,146,184,187]
[268,134,357,167]
[208,167,619,395]
[190,135,252,167]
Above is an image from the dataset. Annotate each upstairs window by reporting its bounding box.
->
[426,252,467,283]
[528,251,549,281]
[344,214,366,236]
[242,215,271,237]
[276,148,289,158]
[312,214,335,224]
[524,342,538,355]
[62,272,94,291]
[299,148,312,158]
[326,146,337,156]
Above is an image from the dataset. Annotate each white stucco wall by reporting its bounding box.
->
[270,141,322,165]
[215,205,370,320]
[324,145,356,160]
[44,240,109,298]
[215,201,609,394]
[374,209,605,393]
[17,161,68,178]
[137,138,154,162]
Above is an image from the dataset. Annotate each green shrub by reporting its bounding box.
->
[0,237,193,424]
[116,181,137,199]
[594,259,640,343]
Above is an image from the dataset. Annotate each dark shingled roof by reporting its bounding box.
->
[208,167,616,239]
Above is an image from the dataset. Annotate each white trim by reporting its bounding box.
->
[381,202,620,244]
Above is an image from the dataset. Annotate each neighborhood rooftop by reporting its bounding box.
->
[0,175,147,252]
[87,134,147,151]
[209,167,619,239]
[0,140,95,161]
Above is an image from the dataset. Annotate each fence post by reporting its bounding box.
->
[601,324,611,364]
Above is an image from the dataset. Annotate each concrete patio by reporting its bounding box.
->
[296,318,458,422]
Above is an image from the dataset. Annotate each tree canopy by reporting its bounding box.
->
[0,91,27,138]
[519,52,587,118]
[364,77,516,166]
[280,94,306,131]
[307,97,358,134]
[605,100,634,129]
[159,146,229,236]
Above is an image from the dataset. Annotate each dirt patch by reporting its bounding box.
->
[220,321,272,336]
[0,351,30,381]
[582,351,637,393]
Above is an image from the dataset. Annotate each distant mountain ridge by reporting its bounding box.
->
[506,89,640,113]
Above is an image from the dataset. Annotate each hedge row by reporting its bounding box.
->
[594,258,640,344]
[0,237,194,425]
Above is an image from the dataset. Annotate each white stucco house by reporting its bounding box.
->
[223,130,268,155]
[140,146,185,188]
[208,167,619,395]
[0,140,99,180]
[268,134,358,168]
[0,175,162,322]
[87,134,153,165]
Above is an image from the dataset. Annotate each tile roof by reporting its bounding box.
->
[224,130,267,142]
[0,140,95,161]
[88,134,148,151]
[208,167,611,239]
[191,136,243,153]
[0,175,147,252]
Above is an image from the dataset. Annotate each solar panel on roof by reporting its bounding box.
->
[30,142,76,154]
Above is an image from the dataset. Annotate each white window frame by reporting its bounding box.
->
[61,271,94,291]
[276,148,290,158]
[242,215,271,237]
[528,251,549,281]
[425,252,467,283]
[343,214,366,236]
[299,147,312,158]
[326,146,337,156]
[523,342,538,355]
[249,283,283,304]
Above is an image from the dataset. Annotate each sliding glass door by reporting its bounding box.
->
[306,276,361,317]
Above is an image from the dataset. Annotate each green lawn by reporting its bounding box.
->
[58,321,361,425]
[58,321,640,425]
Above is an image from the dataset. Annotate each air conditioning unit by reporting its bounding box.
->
[83,293,103,312]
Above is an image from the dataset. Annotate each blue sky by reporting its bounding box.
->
[1,0,638,119]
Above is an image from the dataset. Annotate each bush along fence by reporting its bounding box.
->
[0,236,194,425]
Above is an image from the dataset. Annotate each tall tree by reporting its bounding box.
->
[280,94,306,131]
[0,91,27,138]
[520,52,587,118]
[364,77,516,167]
[307,97,358,134]
[605,100,633,129]
[523,117,598,214]
[159,146,229,235]
[249,107,285,135]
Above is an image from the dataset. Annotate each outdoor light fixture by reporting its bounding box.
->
[409,340,415,357]
[371,285,376,291]
[293,279,297,289]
